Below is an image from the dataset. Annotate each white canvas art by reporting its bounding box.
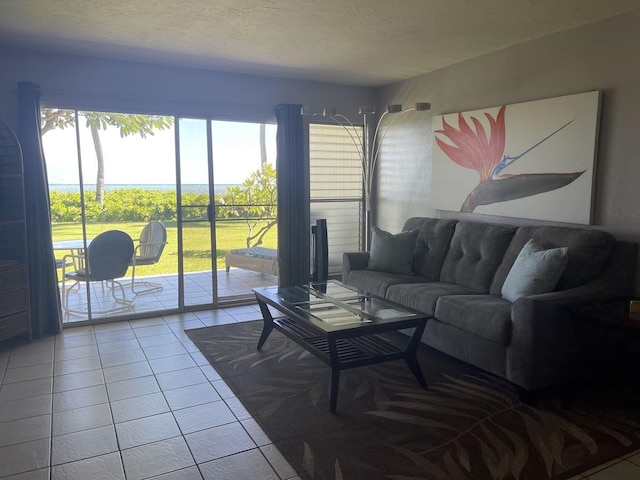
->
[430,91,601,224]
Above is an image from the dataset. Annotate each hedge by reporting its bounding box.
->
[50,189,225,223]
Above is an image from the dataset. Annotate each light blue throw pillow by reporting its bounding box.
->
[501,239,569,302]
[367,226,418,275]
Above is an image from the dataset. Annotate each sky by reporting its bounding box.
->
[42,116,277,185]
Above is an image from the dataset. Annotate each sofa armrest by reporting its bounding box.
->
[506,240,638,391]
[508,296,582,390]
[342,251,370,284]
[522,278,620,306]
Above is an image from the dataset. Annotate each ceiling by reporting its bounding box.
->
[1,0,639,87]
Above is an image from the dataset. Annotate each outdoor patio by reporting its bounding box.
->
[58,267,278,324]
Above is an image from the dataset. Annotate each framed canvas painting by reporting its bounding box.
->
[430,91,601,224]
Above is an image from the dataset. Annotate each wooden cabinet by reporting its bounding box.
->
[0,121,32,342]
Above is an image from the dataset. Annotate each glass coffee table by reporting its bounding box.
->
[253,280,430,413]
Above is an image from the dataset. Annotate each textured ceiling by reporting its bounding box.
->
[1,0,639,86]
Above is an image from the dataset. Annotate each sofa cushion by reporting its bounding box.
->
[490,226,616,294]
[434,295,513,345]
[403,218,458,281]
[440,222,516,293]
[424,319,507,378]
[386,282,481,316]
[367,227,418,275]
[501,240,568,302]
[347,270,427,297]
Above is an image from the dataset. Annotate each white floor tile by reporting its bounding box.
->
[149,354,198,374]
[105,375,160,401]
[173,400,236,434]
[163,382,221,411]
[53,384,108,412]
[51,424,118,465]
[155,367,207,391]
[185,422,256,464]
[2,363,53,384]
[0,415,51,447]
[99,348,147,368]
[148,466,203,480]
[143,342,188,360]
[199,448,279,480]
[137,333,181,348]
[52,403,113,436]
[0,394,52,422]
[115,412,181,449]
[102,360,152,383]
[7,350,54,369]
[0,468,50,479]
[53,344,99,361]
[261,444,298,480]
[53,368,104,393]
[54,355,101,376]
[0,438,50,477]
[111,392,170,423]
[0,377,52,402]
[121,436,195,480]
[51,451,125,480]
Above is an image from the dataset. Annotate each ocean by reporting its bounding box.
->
[49,184,238,195]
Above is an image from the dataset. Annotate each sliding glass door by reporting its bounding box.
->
[210,120,278,300]
[43,107,277,323]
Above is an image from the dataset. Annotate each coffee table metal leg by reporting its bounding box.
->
[405,321,428,389]
[328,338,340,413]
[256,299,274,351]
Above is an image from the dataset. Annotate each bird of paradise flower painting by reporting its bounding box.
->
[431,91,600,224]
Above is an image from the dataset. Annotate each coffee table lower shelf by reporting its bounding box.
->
[257,311,428,413]
[275,317,409,367]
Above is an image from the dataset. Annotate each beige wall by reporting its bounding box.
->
[1,11,639,268]
[0,49,373,129]
[374,10,640,245]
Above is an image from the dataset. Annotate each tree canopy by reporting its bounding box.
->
[217,163,277,248]
[40,108,173,204]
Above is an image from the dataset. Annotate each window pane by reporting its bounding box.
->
[309,123,364,274]
[310,124,362,200]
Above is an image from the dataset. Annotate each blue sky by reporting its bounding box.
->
[42,118,277,185]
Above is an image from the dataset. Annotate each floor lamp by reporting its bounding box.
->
[302,102,430,250]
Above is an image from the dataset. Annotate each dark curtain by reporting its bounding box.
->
[17,82,63,338]
[275,104,309,286]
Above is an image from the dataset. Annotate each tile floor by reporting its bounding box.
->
[1,306,639,479]
[0,306,299,479]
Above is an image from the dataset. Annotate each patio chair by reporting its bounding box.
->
[130,221,168,295]
[62,230,135,315]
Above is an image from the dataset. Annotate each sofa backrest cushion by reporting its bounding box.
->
[490,226,616,294]
[402,217,458,282]
[440,222,516,292]
[367,226,419,275]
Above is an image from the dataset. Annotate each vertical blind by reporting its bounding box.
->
[308,123,363,273]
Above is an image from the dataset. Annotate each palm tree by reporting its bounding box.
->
[259,123,267,166]
[40,109,173,205]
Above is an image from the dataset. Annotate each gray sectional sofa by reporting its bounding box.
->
[342,217,637,392]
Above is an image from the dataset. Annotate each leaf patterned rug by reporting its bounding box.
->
[186,321,640,480]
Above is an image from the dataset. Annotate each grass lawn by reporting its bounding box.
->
[52,220,277,277]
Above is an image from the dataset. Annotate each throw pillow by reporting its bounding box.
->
[367,226,418,275]
[501,239,569,302]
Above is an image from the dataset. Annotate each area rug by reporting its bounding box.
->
[186,321,640,480]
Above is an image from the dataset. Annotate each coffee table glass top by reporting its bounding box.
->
[258,280,419,329]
